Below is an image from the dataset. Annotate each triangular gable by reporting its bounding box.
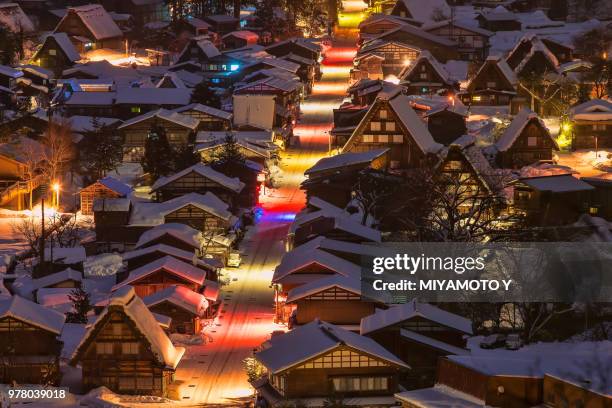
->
[467,57,517,92]
[342,92,441,156]
[400,51,450,84]
[496,109,558,152]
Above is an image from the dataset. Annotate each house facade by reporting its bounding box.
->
[462,56,517,106]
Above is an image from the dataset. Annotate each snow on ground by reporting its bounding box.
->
[84,253,124,277]
[556,150,612,177]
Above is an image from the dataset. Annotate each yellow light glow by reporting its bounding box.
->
[561,123,572,132]
[403,59,412,66]
[52,182,60,192]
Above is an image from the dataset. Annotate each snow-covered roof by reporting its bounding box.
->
[400,50,451,84]
[172,103,232,120]
[422,19,493,37]
[400,329,469,355]
[305,149,389,176]
[470,55,518,90]
[43,246,86,264]
[333,216,382,242]
[394,0,450,25]
[203,279,219,302]
[358,39,421,57]
[387,93,443,154]
[135,223,202,250]
[156,71,186,89]
[514,37,560,74]
[286,274,362,303]
[119,108,199,130]
[496,109,557,152]
[358,13,421,29]
[31,268,83,291]
[518,174,595,193]
[143,285,208,317]
[235,76,301,93]
[370,23,456,47]
[113,255,207,290]
[151,163,244,193]
[360,300,473,335]
[0,295,65,334]
[265,37,321,55]
[123,243,222,271]
[93,197,131,212]
[273,247,361,284]
[223,30,258,41]
[115,88,192,106]
[479,5,517,21]
[518,10,564,29]
[128,192,233,226]
[72,286,184,368]
[395,384,484,407]
[0,64,22,79]
[62,4,123,40]
[94,176,132,196]
[33,33,80,63]
[570,99,612,121]
[256,320,408,374]
[0,3,34,32]
[36,288,74,312]
[177,39,220,62]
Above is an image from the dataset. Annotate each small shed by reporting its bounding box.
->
[80,176,132,216]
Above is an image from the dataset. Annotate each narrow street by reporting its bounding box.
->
[172,34,359,406]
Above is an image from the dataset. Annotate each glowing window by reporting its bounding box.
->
[527,137,538,147]
[378,134,389,143]
[385,122,396,131]
[379,109,387,119]
[131,106,141,113]
[230,64,239,71]
[370,121,381,131]
[363,134,374,143]
[392,134,403,143]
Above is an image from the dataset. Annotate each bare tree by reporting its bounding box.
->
[42,119,74,184]
[16,137,45,209]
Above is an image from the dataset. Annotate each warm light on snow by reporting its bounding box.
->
[384,75,400,84]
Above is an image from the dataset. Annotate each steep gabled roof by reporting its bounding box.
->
[143,285,208,317]
[369,23,456,48]
[177,39,221,62]
[172,103,232,121]
[570,99,612,121]
[151,163,245,194]
[31,268,83,291]
[342,92,442,156]
[33,33,81,63]
[467,55,517,91]
[399,50,452,84]
[392,0,451,25]
[118,108,199,130]
[122,244,222,271]
[286,274,362,303]
[135,223,202,250]
[272,247,361,284]
[422,19,493,37]
[113,255,207,290]
[0,295,66,334]
[59,4,122,40]
[98,176,132,196]
[305,149,389,176]
[129,192,233,226]
[72,286,184,368]
[496,109,558,152]
[256,320,408,374]
[360,300,473,335]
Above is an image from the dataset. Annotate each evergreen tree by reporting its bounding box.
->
[141,123,174,180]
[191,80,222,109]
[79,119,124,181]
[0,25,19,65]
[209,132,246,165]
[254,0,291,40]
[66,287,93,324]
[173,143,201,171]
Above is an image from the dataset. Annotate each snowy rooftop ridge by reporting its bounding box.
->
[305,149,389,176]
[172,103,232,121]
[31,268,83,291]
[97,176,132,196]
[570,99,612,121]
[143,285,208,317]
[272,248,361,284]
[360,300,473,335]
[286,274,362,303]
[122,243,222,271]
[72,286,184,369]
[394,0,451,25]
[388,94,443,154]
[118,108,200,130]
[496,109,557,152]
[255,320,408,374]
[62,4,122,40]
[151,162,245,194]
[113,255,207,290]
[135,223,203,251]
[0,295,66,334]
[35,33,81,63]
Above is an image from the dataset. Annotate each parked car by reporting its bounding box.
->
[227,251,242,268]
[480,334,506,349]
[505,333,523,350]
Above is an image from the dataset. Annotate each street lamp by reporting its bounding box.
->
[52,182,60,208]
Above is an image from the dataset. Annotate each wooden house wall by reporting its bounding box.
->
[154,171,237,205]
[274,346,401,399]
[542,376,609,408]
[426,25,488,60]
[427,111,466,145]
[0,317,62,385]
[163,204,228,232]
[136,234,199,253]
[148,301,200,335]
[587,183,612,221]
[437,358,488,400]
[485,376,543,408]
[497,120,555,168]
[361,43,420,76]
[55,12,122,49]
[463,62,515,106]
[478,18,521,32]
[128,269,200,298]
[80,182,123,215]
[378,32,458,62]
[344,100,428,169]
[404,59,451,95]
[359,20,403,37]
[33,36,76,76]
[121,117,194,163]
[294,293,377,326]
[78,309,173,396]
[513,187,591,226]
[516,52,558,77]
[572,121,612,150]
[179,110,230,131]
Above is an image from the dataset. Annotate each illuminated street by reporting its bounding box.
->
[171,39,356,406]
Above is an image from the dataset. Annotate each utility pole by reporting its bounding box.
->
[39,197,45,274]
